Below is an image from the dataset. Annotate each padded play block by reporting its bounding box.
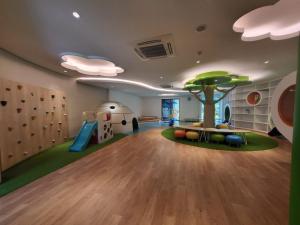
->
[186,131,199,140]
[174,130,186,138]
[226,135,244,147]
[192,122,203,127]
[210,134,225,143]
[216,124,229,129]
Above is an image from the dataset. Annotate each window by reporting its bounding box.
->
[161,99,180,121]
[200,101,223,124]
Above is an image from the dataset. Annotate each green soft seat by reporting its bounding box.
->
[210,134,225,143]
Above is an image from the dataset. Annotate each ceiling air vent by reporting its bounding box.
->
[133,34,175,61]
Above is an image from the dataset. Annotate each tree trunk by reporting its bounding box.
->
[203,86,215,128]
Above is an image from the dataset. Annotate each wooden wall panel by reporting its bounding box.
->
[0,78,69,170]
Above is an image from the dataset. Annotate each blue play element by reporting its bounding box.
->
[69,121,98,152]
[169,118,174,126]
[225,134,244,147]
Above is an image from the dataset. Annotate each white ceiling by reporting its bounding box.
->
[0,0,298,96]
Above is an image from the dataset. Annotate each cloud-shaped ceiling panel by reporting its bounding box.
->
[233,0,300,41]
[61,54,124,76]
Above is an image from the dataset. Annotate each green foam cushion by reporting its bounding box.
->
[210,134,225,142]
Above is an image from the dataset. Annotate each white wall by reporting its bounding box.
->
[108,89,142,118]
[0,50,108,136]
[141,96,201,120]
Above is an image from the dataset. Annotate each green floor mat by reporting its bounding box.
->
[162,128,278,151]
[0,133,126,197]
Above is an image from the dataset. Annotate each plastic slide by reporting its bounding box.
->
[69,121,98,152]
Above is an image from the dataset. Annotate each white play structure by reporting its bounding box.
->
[271,71,296,142]
[98,102,134,133]
[82,111,114,143]
[69,110,114,152]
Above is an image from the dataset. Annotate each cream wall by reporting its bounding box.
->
[0,50,108,136]
[108,89,142,118]
[141,96,201,120]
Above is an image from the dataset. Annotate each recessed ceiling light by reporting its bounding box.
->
[264,60,269,64]
[72,11,80,19]
[196,60,200,64]
[160,76,164,79]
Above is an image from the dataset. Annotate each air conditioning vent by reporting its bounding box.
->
[133,34,175,61]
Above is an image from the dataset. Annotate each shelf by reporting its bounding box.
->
[257,88,269,92]
[233,120,253,123]
[255,122,269,125]
[227,77,283,133]
[255,104,268,107]
[230,99,246,101]
[232,106,253,108]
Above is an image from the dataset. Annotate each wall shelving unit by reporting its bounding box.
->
[228,78,282,133]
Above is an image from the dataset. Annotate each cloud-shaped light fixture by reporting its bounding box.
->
[233,0,300,41]
[61,54,124,76]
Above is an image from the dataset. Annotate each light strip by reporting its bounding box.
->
[159,93,177,96]
[77,77,188,93]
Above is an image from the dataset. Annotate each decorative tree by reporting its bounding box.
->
[183,71,251,128]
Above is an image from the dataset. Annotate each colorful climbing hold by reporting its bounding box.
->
[0,101,7,106]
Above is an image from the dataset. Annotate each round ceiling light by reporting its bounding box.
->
[72,11,80,19]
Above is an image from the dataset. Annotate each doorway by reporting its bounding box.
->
[161,99,180,121]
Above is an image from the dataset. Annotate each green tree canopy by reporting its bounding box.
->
[183,71,252,127]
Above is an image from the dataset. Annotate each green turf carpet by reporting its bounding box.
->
[0,133,127,197]
[162,128,278,151]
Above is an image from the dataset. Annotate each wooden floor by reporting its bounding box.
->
[0,129,291,225]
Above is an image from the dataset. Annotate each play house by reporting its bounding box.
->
[98,102,134,134]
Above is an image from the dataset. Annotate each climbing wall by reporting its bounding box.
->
[0,78,69,170]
